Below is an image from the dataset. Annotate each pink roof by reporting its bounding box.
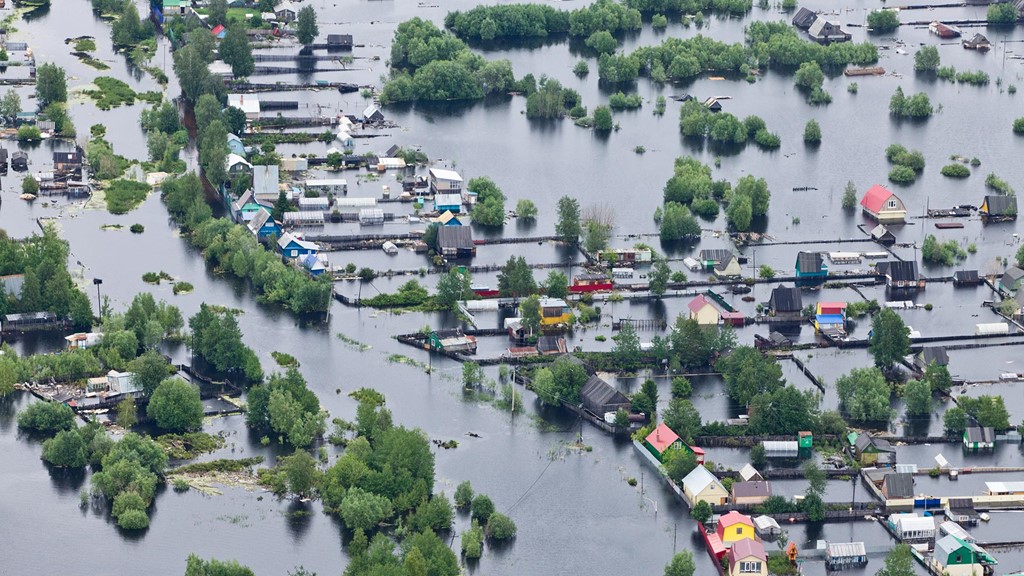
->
[718,510,754,529]
[860,184,894,213]
[645,422,681,454]
[689,446,705,455]
[707,533,727,559]
[729,539,767,566]
[211,24,226,36]
[688,294,713,313]
[817,301,847,309]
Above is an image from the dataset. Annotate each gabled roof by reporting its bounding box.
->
[871,224,894,240]
[917,346,949,366]
[1003,266,1024,283]
[718,510,754,529]
[792,6,817,27]
[699,249,734,263]
[437,226,473,250]
[882,472,914,498]
[645,422,681,454]
[437,211,461,225]
[232,190,254,212]
[227,153,252,169]
[729,538,766,564]
[247,207,273,234]
[769,286,803,312]
[733,481,772,499]
[954,270,979,283]
[965,426,995,444]
[855,433,894,453]
[277,232,318,251]
[983,195,1016,216]
[861,184,895,213]
[682,464,722,495]
[739,463,763,482]
[884,260,919,282]
[935,535,973,565]
[826,542,866,559]
[797,251,825,274]
[688,294,716,313]
[363,104,382,119]
[947,498,976,513]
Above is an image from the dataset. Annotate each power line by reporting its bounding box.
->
[506,413,583,514]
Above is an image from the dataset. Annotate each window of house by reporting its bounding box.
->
[954,554,961,563]
[740,561,760,573]
[736,527,743,535]
[887,200,897,208]
[291,250,297,257]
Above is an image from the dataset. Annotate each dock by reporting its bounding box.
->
[845,66,886,76]
[224,81,360,93]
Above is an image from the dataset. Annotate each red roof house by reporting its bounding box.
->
[211,24,227,39]
[644,422,683,461]
[816,302,847,315]
[688,294,722,325]
[860,185,907,223]
[728,539,768,576]
[716,511,756,546]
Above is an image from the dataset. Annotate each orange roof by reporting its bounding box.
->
[645,422,681,454]
[718,510,754,529]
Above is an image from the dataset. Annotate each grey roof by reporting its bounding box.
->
[954,270,979,283]
[769,286,803,312]
[882,472,914,498]
[797,251,825,274]
[732,481,772,499]
[580,374,630,414]
[1004,267,1024,283]
[792,7,817,27]
[808,17,849,40]
[437,226,473,251]
[537,335,566,354]
[682,464,722,495]
[247,207,273,234]
[885,260,919,283]
[252,165,280,198]
[965,426,995,444]
[871,224,894,240]
[983,195,1017,216]
[947,498,976,513]
[0,273,25,296]
[699,249,734,263]
[856,433,894,453]
[935,535,968,564]
[917,346,949,366]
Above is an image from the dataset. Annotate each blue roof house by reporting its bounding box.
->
[277,232,319,260]
[433,193,462,214]
[302,254,327,277]
[247,207,280,239]
[227,133,246,156]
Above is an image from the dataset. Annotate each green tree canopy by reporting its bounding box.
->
[869,308,910,368]
[147,378,204,432]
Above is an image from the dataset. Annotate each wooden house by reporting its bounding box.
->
[877,260,924,290]
[739,463,764,482]
[825,542,868,571]
[228,94,260,121]
[860,185,907,223]
[227,133,246,156]
[944,498,979,525]
[808,17,851,43]
[953,270,980,286]
[53,150,82,175]
[429,167,463,195]
[643,422,683,462]
[881,472,914,499]
[914,346,949,371]
[853,432,895,466]
[681,465,728,506]
[688,294,721,325]
[246,207,280,239]
[980,195,1017,221]
[795,251,827,279]
[277,232,319,260]
[539,297,571,326]
[792,7,817,28]
[428,329,477,354]
[274,0,298,22]
[580,375,631,417]
[437,226,475,259]
[728,539,767,576]
[768,286,803,321]
[932,534,995,576]
[327,34,353,49]
[536,335,567,355]
[871,224,896,245]
[437,211,462,227]
[963,33,991,50]
[433,193,463,214]
[963,426,995,450]
[999,266,1024,294]
[732,481,772,506]
[11,150,28,171]
[716,511,756,546]
[703,97,722,112]
[816,302,847,316]
[363,105,385,123]
[226,153,253,178]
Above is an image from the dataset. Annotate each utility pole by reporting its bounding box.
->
[92,278,103,320]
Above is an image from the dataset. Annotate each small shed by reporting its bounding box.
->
[703,97,722,112]
[870,224,896,245]
[363,105,384,123]
[11,150,28,170]
[382,241,398,255]
[980,194,1017,220]
[854,433,895,466]
[739,463,764,482]
[795,251,827,278]
[944,498,979,525]
[327,34,353,49]
[437,226,475,258]
[953,270,980,286]
[792,6,817,28]
[358,208,385,226]
[825,542,867,570]
[914,346,949,371]
[753,515,782,540]
[963,426,995,450]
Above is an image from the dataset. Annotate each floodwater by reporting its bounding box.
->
[2,0,1024,574]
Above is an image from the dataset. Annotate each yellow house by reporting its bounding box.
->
[716,511,756,547]
[688,294,721,325]
[728,539,768,576]
[681,465,728,507]
[538,297,571,326]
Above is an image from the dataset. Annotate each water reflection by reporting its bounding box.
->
[284,500,315,541]
[46,464,87,493]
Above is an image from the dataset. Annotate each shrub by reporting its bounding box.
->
[1014,117,1024,134]
[803,119,821,144]
[471,494,495,523]
[609,92,642,110]
[486,513,517,540]
[117,508,150,530]
[105,179,152,215]
[847,82,858,94]
[17,125,42,141]
[809,86,832,105]
[867,9,900,32]
[130,224,145,234]
[42,429,88,467]
[988,2,1017,24]
[18,402,76,434]
[753,129,780,148]
[172,282,194,295]
[940,163,970,178]
[454,481,474,508]
[573,60,589,77]
[888,166,917,183]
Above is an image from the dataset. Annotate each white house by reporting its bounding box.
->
[429,167,463,195]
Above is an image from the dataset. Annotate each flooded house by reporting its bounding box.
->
[433,193,463,214]
[999,266,1024,294]
[643,422,683,462]
[227,133,245,156]
[327,34,353,50]
[306,179,348,196]
[794,251,827,279]
[427,329,477,354]
[963,425,995,450]
[536,335,567,355]
[877,260,924,290]
[731,481,772,506]
[716,511,756,547]
[227,94,260,121]
[703,97,722,112]
[870,224,896,245]
[277,232,319,260]
[914,346,949,371]
[280,157,308,172]
[767,286,803,322]
[429,168,463,196]
[11,150,28,171]
[954,270,981,286]
[539,298,571,327]
[363,105,384,123]
[931,534,996,576]
[699,249,740,275]
[792,6,817,29]
[853,432,896,466]
[246,208,281,239]
[979,194,1017,221]
[860,185,907,223]
[739,464,764,482]
[580,375,631,419]
[252,165,281,204]
[888,513,936,541]
[681,465,728,506]
[53,150,82,175]
[1,312,61,333]
[807,17,851,44]
[159,0,192,19]
[231,191,262,223]
[963,33,991,50]
[880,472,914,499]
[437,211,462,226]
[437,226,475,258]
[752,515,781,540]
[688,294,722,325]
[944,499,980,525]
[727,539,767,576]
[274,0,298,22]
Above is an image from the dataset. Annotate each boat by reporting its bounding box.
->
[19,193,35,200]
[934,222,964,229]
[979,512,991,522]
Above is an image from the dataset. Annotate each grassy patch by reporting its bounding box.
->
[73,38,97,52]
[172,281,194,295]
[271,351,300,367]
[386,354,432,373]
[156,432,226,460]
[169,457,264,475]
[82,77,143,110]
[105,179,151,214]
[337,332,372,351]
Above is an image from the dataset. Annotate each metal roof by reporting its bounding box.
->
[985,481,1024,493]
[429,168,463,182]
[826,542,866,558]
[682,464,722,495]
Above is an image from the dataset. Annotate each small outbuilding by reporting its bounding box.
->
[953,270,980,286]
[914,346,949,371]
[944,498,979,525]
[980,194,1017,221]
[795,251,827,279]
[580,374,631,417]
[871,224,896,245]
[881,472,914,499]
[807,17,851,44]
[825,542,868,571]
[792,7,817,28]
[437,226,475,259]
[963,426,995,450]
